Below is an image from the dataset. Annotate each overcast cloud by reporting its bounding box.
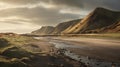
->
[0,0,120,33]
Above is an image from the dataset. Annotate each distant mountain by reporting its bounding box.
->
[31,26,54,35]
[31,19,81,35]
[52,19,81,34]
[62,7,120,34]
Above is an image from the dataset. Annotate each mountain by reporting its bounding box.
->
[31,7,120,35]
[31,19,81,35]
[62,7,120,34]
[52,19,81,34]
[103,20,120,32]
[31,26,54,35]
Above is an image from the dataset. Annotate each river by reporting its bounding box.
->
[34,37,120,67]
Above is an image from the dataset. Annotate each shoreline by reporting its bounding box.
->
[47,37,120,67]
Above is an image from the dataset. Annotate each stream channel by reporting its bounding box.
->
[34,37,120,67]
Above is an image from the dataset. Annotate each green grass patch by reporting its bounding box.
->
[0,35,36,46]
[1,47,35,59]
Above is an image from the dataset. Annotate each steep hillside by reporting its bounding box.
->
[104,20,120,32]
[62,7,120,34]
[52,19,81,34]
[31,26,54,35]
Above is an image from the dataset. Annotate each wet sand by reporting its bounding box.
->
[23,39,85,67]
[30,37,120,67]
[51,37,120,62]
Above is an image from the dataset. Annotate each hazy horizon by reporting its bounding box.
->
[0,0,120,33]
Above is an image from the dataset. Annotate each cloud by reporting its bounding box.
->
[1,0,120,10]
[49,0,120,10]
[0,20,40,34]
[0,6,80,25]
[0,0,40,5]
[0,0,120,33]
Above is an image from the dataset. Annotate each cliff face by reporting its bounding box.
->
[52,19,81,34]
[31,26,54,35]
[62,7,120,34]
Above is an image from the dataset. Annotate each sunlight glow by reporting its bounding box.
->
[0,1,56,10]
[59,8,89,15]
[0,22,40,34]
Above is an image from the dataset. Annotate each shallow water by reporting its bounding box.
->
[50,39,120,67]
[34,37,120,67]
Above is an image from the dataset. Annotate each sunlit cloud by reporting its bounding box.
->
[0,2,15,10]
[0,16,32,25]
[59,8,89,16]
[0,21,40,34]
[0,16,40,33]
[0,16,30,21]
[0,1,56,10]
[0,0,40,5]
[38,2,56,9]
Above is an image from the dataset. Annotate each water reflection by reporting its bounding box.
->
[50,39,120,67]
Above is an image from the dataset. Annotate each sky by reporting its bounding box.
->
[0,0,120,33]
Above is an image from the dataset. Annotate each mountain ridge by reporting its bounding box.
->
[62,7,120,34]
[31,26,55,35]
[52,19,81,34]
[31,7,120,35]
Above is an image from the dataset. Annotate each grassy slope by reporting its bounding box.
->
[62,7,120,34]
[0,35,84,67]
[52,19,81,34]
[0,35,37,67]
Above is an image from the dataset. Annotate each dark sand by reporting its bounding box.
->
[52,37,120,62]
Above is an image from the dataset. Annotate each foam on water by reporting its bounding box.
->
[50,40,120,67]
